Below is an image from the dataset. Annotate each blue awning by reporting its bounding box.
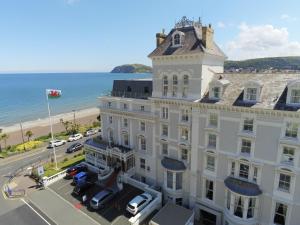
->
[224,177,262,196]
[161,157,186,171]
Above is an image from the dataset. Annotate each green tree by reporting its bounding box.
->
[25,130,33,141]
[71,122,79,134]
[1,133,9,149]
[60,119,71,134]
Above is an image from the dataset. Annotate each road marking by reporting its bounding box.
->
[47,188,99,225]
[21,198,52,225]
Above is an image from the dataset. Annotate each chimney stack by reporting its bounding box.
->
[156,29,167,47]
[202,24,214,49]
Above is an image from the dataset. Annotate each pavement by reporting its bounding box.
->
[0,134,100,225]
[26,188,99,225]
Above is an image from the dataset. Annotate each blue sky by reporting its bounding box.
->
[0,0,299,73]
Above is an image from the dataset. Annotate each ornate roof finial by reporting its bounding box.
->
[175,16,202,28]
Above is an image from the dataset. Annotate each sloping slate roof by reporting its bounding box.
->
[161,157,186,171]
[112,79,152,99]
[150,203,193,225]
[148,26,225,58]
[224,177,262,196]
[201,73,300,111]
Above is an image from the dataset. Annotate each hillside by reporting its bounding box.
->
[224,56,300,71]
[111,64,152,73]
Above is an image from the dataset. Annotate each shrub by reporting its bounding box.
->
[15,141,43,151]
[63,157,68,162]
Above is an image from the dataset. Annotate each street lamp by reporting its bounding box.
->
[72,110,76,124]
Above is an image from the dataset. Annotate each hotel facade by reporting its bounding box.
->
[85,17,300,225]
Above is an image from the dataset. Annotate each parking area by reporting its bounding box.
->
[49,177,144,225]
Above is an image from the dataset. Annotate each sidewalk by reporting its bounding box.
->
[27,188,99,225]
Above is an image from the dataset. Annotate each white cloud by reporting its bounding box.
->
[225,23,300,60]
[280,14,297,22]
[217,21,226,28]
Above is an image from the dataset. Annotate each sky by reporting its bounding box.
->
[0,0,300,73]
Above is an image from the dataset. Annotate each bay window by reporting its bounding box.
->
[165,170,183,191]
[226,190,258,220]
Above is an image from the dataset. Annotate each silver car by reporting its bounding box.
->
[89,189,116,210]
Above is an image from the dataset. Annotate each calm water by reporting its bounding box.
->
[0,73,151,126]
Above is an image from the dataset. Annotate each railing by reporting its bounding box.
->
[42,169,67,187]
[107,91,152,99]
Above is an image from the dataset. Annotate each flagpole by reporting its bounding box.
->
[46,90,58,170]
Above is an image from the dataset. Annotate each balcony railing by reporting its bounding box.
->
[85,137,133,154]
[106,91,151,99]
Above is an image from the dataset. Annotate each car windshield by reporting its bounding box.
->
[127,204,135,210]
[91,199,98,205]
[140,194,148,199]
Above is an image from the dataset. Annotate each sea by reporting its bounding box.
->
[0,73,151,126]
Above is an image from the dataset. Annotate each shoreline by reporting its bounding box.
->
[0,107,100,146]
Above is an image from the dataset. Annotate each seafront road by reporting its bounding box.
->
[0,135,100,225]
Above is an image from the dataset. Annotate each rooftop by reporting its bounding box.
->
[148,17,225,58]
[201,73,300,111]
[150,202,194,225]
[111,79,152,99]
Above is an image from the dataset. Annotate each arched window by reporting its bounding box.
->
[183,75,189,98]
[122,132,129,146]
[172,75,178,97]
[163,76,168,96]
[139,136,146,151]
[174,34,180,45]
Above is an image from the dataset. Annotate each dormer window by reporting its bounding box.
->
[213,87,220,99]
[246,88,257,101]
[291,89,300,104]
[174,34,180,45]
[243,81,262,102]
[209,79,230,100]
[172,31,184,47]
[287,79,300,105]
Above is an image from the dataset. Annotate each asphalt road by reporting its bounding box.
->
[0,134,98,225]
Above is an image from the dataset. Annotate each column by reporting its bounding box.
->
[230,193,235,214]
[243,197,249,219]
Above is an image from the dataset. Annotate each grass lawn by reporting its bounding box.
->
[44,154,85,177]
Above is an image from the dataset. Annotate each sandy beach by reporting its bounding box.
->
[0,107,100,146]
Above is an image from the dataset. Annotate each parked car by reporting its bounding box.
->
[89,188,117,210]
[126,192,152,215]
[72,182,93,197]
[66,143,83,153]
[68,133,83,142]
[65,164,87,179]
[84,129,98,137]
[48,139,66,148]
[72,171,97,185]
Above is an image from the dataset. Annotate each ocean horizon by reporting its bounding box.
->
[0,72,151,127]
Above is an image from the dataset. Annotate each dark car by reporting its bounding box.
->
[72,182,93,197]
[66,143,84,153]
[65,164,87,179]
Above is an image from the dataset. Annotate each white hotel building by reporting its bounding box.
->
[85,17,300,225]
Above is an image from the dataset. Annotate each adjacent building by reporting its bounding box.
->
[85,17,300,225]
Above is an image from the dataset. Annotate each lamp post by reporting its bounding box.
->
[72,110,76,124]
[19,122,26,150]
